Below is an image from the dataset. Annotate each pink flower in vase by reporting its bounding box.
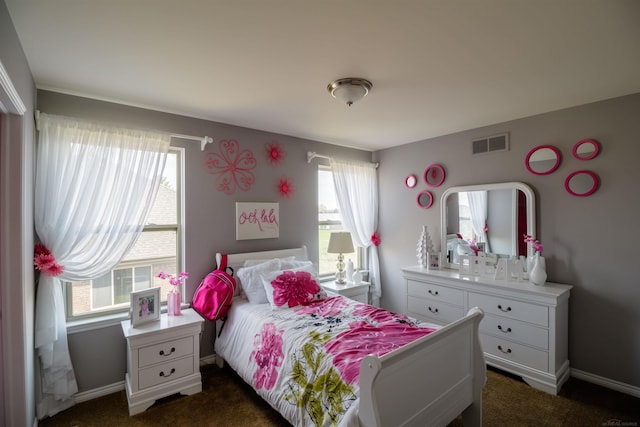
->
[523,234,543,254]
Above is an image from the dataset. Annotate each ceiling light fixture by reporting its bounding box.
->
[327,77,373,107]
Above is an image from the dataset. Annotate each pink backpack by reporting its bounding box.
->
[192,254,237,321]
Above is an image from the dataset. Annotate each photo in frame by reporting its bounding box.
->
[428,252,442,270]
[130,287,161,327]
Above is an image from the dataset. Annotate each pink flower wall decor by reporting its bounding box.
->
[277,176,295,197]
[265,141,286,166]
[204,139,257,195]
[251,323,284,390]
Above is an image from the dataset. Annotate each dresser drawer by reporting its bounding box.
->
[407,280,464,306]
[480,314,549,349]
[468,293,548,327]
[139,336,194,368]
[480,334,548,372]
[139,356,195,389]
[407,296,464,324]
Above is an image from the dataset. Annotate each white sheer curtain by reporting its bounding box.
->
[34,113,170,418]
[329,158,381,306]
[467,191,490,253]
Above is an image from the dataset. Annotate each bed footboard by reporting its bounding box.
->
[358,307,485,427]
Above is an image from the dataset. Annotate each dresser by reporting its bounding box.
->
[321,280,371,303]
[402,266,572,395]
[121,308,204,415]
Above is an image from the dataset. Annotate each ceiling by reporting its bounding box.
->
[6,1,640,151]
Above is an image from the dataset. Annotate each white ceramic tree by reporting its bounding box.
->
[417,225,435,266]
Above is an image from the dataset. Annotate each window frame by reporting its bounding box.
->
[65,147,185,323]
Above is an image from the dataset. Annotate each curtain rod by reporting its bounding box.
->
[307,151,379,168]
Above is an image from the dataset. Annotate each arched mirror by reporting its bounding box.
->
[441,182,536,269]
[525,145,561,175]
[565,170,599,197]
[424,164,446,187]
[573,139,600,160]
[417,190,434,209]
[405,174,417,188]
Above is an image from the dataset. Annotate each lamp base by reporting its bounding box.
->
[335,253,346,284]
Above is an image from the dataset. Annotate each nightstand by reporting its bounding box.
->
[121,308,204,415]
[321,280,371,304]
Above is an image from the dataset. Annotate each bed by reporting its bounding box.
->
[213,246,485,427]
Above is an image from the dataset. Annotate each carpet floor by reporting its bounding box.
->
[40,364,639,426]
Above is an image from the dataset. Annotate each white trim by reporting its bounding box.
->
[73,381,125,403]
[0,60,27,114]
[571,368,640,398]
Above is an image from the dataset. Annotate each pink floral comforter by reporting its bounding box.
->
[214,295,438,427]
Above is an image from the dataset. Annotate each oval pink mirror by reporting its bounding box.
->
[573,139,600,160]
[417,190,434,209]
[525,145,561,175]
[405,174,417,188]
[565,170,599,197]
[424,164,445,187]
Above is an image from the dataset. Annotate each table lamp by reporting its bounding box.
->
[327,231,355,284]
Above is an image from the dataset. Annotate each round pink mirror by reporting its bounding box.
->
[525,145,561,175]
[573,139,600,160]
[565,170,599,197]
[417,190,434,209]
[424,164,446,187]
[405,174,417,188]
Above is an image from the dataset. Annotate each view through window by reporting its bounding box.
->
[66,149,182,320]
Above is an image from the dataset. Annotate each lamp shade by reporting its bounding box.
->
[327,231,355,254]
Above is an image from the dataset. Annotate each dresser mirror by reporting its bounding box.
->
[440,182,536,269]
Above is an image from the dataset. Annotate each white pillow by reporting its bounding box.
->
[236,258,281,304]
[260,264,326,310]
[280,259,314,271]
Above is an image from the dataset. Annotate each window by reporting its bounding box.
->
[458,192,475,241]
[318,167,361,278]
[66,148,183,320]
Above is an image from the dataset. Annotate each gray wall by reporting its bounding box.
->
[36,90,372,392]
[375,92,640,389]
[1,1,37,426]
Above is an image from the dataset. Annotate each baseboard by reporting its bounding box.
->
[73,380,125,403]
[199,354,217,366]
[571,368,640,398]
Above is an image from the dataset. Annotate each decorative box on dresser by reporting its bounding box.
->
[121,308,205,415]
[402,266,572,395]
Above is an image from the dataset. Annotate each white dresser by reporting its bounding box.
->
[121,308,204,415]
[402,266,572,394]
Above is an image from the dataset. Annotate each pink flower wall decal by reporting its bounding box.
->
[251,323,284,390]
[204,139,257,194]
[265,141,286,165]
[277,176,294,197]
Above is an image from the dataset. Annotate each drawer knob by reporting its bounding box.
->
[159,347,176,357]
[497,304,512,313]
[428,306,439,314]
[159,368,176,378]
[497,345,512,354]
[428,290,439,296]
[497,325,512,333]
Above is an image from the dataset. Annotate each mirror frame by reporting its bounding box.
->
[565,170,599,197]
[417,190,434,209]
[405,174,417,188]
[572,139,600,160]
[525,145,561,175]
[424,164,446,187]
[440,181,536,269]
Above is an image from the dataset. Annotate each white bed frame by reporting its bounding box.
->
[215,247,485,427]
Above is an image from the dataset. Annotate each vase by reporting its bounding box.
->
[167,288,182,316]
[529,252,547,286]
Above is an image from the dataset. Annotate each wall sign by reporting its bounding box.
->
[236,202,280,240]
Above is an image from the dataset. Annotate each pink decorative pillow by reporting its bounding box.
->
[261,267,326,309]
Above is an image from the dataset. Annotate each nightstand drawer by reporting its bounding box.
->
[407,280,464,306]
[139,356,194,389]
[480,314,549,349]
[469,293,548,327]
[139,336,194,368]
[480,334,548,372]
[407,296,464,324]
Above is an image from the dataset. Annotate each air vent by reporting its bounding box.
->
[472,133,509,155]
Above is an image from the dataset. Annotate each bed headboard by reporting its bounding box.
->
[215,246,308,273]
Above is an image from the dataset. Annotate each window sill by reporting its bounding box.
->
[66,303,190,334]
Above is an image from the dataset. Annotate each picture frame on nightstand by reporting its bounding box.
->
[130,287,161,327]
